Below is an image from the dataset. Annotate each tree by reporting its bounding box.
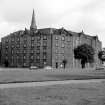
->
[98,50,105,63]
[62,59,67,69]
[74,44,94,68]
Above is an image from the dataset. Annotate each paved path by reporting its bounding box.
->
[0,79,104,89]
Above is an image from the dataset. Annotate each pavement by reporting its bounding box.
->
[0,79,104,89]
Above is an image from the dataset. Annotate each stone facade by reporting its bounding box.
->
[0,10,102,68]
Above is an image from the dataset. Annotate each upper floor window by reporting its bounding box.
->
[75,39,79,47]
[11,50,14,54]
[11,45,14,48]
[67,37,71,42]
[55,43,58,47]
[16,51,19,54]
[31,50,34,53]
[5,51,8,54]
[36,55,40,59]
[6,56,8,60]
[17,38,20,41]
[61,50,64,54]
[16,44,20,48]
[43,35,47,40]
[61,43,65,48]
[24,37,27,41]
[11,38,14,42]
[37,46,40,49]
[23,56,26,59]
[61,36,65,41]
[31,37,34,41]
[43,42,47,46]
[6,39,9,43]
[6,46,9,49]
[37,42,40,46]
[31,44,34,47]
[37,36,41,40]
[55,36,58,40]
[17,56,19,59]
[31,56,34,59]
[23,44,27,48]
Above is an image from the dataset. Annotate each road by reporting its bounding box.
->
[0,79,104,89]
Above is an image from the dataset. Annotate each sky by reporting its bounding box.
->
[0,0,105,47]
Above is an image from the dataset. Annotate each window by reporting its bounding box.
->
[31,56,34,59]
[43,42,47,46]
[55,49,58,53]
[11,45,14,48]
[75,39,79,46]
[23,50,26,53]
[61,50,64,54]
[23,56,26,59]
[55,36,58,40]
[61,43,65,48]
[23,44,27,48]
[36,55,40,59]
[11,38,14,42]
[43,54,47,59]
[61,36,65,41]
[5,51,8,54]
[36,49,40,54]
[16,51,19,54]
[17,38,20,41]
[17,56,19,59]
[16,44,20,48]
[43,35,47,40]
[55,43,58,47]
[36,59,40,63]
[43,46,47,50]
[37,42,40,46]
[6,46,9,49]
[6,39,9,43]
[67,37,71,41]
[43,51,47,54]
[6,56,8,60]
[43,61,47,65]
[37,36,41,40]
[31,50,34,53]
[12,56,13,60]
[55,55,58,59]
[37,46,40,49]
[31,44,34,47]
[62,55,64,59]
[31,37,34,40]
[24,37,27,41]
[24,63,26,66]
[11,50,14,54]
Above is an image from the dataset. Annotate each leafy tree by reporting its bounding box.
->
[98,50,105,63]
[62,59,67,69]
[74,44,94,68]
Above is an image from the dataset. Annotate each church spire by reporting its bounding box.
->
[30,9,37,31]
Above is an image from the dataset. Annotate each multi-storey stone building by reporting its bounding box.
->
[1,10,102,68]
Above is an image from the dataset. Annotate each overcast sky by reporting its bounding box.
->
[0,0,105,47]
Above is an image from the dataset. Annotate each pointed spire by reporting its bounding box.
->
[30,9,37,31]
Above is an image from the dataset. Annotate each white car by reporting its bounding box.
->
[44,66,52,70]
[29,66,38,70]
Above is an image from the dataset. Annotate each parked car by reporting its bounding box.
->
[95,66,105,70]
[29,66,38,70]
[44,66,52,70]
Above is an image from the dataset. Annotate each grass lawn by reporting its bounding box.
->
[0,68,105,83]
[0,81,105,105]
